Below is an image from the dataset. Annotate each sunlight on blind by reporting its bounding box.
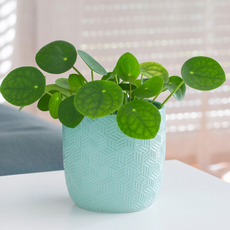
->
[0,0,16,103]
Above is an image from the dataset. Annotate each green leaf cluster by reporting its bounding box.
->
[0,40,226,140]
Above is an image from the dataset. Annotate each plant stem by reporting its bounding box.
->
[45,90,68,98]
[150,86,165,104]
[91,70,94,81]
[129,83,131,102]
[72,66,88,82]
[158,80,184,109]
[150,95,158,103]
[123,92,128,105]
[45,91,53,96]
[115,75,118,84]
[19,106,24,111]
[141,74,143,84]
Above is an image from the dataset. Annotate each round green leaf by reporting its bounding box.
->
[181,56,226,90]
[55,78,70,90]
[118,83,137,91]
[133,76,163,98]
[37,94,50,111]
[58,95,84,128]
[165,76,186,101]
[140,62,169,83]
[116,52,140,82]
[0,67,45,106]
[35,40,77,74]
[78,50,107,75]
[37,90,57,111]
[74,80,123,118]
[68,74,85,92]
[49,92,62,119]
[117,100,161,139]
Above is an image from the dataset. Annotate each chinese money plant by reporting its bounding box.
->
[0,40,226,139]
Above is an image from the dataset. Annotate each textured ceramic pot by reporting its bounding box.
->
[62,104,166,213]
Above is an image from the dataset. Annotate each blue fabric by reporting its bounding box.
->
[0,104,63,176]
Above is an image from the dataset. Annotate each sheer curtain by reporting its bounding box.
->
[2,0,230,181]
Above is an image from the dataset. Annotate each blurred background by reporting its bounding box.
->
[0,0,230,182]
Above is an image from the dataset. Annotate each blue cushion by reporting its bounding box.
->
[0,104,63,176]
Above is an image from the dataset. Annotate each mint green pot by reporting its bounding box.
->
[62,105,166,213]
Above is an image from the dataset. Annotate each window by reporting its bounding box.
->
[0,0,16,103]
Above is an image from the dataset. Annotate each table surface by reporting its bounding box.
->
[1,160,230,230]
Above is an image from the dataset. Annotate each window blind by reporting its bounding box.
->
[75,0,230,179]
[0,0,16,103]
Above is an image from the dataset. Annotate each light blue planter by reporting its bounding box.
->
[62,105,166,213]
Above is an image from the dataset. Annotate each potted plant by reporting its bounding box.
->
[0,40,226,213]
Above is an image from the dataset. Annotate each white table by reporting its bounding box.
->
[1,160,230,230]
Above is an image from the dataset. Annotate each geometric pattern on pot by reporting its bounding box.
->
[62,106,166,213]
